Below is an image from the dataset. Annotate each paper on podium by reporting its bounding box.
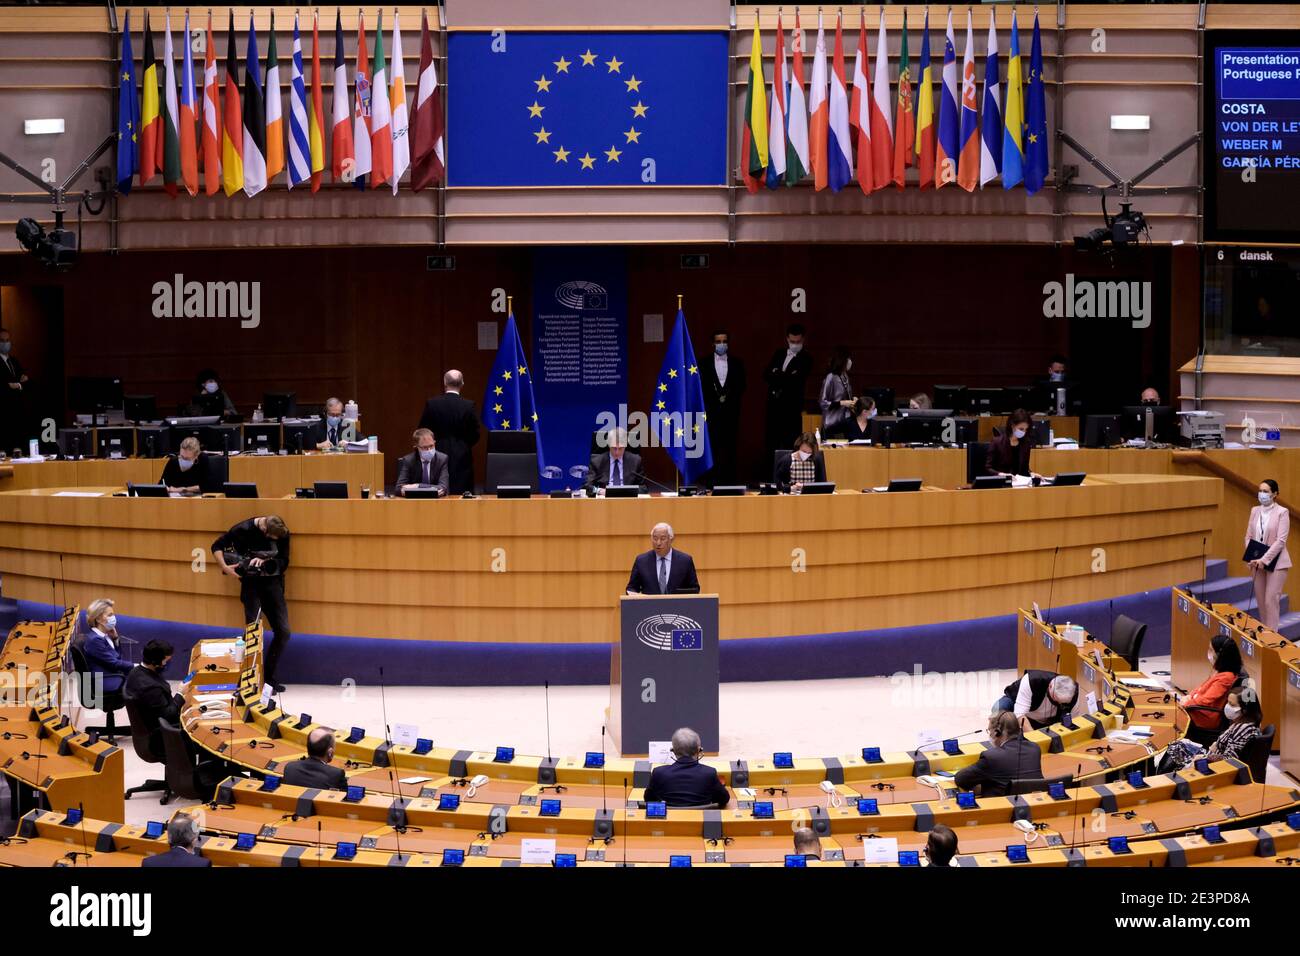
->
[863,837,899,864]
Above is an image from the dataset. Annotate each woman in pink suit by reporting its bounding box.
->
[1245,478,1291,630]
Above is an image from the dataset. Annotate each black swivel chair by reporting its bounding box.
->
[1108,614,1148,670]
[486,430,539,493]
[1007,772,1075,795]
[158,718,226,802]
[1240,724,1276,784]
[204,452,229,492]
[68,642,124,743]
[124,698,172,804]
[966,441,991,485]
[772,449,793,485]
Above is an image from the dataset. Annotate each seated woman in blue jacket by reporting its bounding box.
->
[80,598,134,694]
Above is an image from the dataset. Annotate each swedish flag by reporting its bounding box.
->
[482,312,545,470]
[651,308,712,485]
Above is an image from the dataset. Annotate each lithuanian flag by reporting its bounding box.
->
[739,18,768,193]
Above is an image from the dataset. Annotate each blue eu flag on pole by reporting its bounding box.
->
[1024,13,1049,195]
[116,12,139,194]
[652,308,712,485]
[482,312,546,471]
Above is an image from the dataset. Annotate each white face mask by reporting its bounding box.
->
[1013,428,1027,440]
[1259,491,1273,505]
[1049,371,1064,382]
[204,381,219,394]
[104,614,117,630]
[419,448,435,462]
[787,341,802,353]
[845,358,853,373]
[178,456,195,471]
[867,407,877,419]
[714,343,728,356]
[1207,650,1217,665]
[796,450,811,461]
[1223,704,1242,721]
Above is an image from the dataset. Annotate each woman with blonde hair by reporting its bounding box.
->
[80,598,134,694]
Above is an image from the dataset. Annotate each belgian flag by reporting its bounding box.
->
[139,13,161,184]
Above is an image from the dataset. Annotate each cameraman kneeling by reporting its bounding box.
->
[212,515,292,693]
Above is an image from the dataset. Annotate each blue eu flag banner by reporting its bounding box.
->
[116,12,140,193]
[446,31,728,186]
[652,309,712,485]
[1024,14,1049,195]
[482,313,546,470]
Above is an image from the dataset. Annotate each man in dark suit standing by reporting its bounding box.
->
[0,327,29,456]
[700,329,746,486]
[417,370,481,494]
[644,728,729,808]
[626,522,700,595]
[281,729,348,791]
[953,712,1044,797]
[585,427,644,493]
[396,428,450,497]
[763,323,813,467]
[142,814,212,867]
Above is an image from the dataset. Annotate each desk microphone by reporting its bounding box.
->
[1067,762,1086,850]
[637,473,678,495]
[600,724,608,816]
[1199,536,1208,603]
[544,680,553,766]
[76,801,91,863]
[622,777,629,868]
[316,819,323,868]
[1044,545,1060,626]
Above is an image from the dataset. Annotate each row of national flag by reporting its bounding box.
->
[741,8,1049,194]
[116,9,446,197]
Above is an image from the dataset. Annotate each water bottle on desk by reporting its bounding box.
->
[252,404,264,424]
[233,636,246,665]
[344,399,359,420]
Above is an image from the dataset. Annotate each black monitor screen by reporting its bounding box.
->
[68,377,123,413]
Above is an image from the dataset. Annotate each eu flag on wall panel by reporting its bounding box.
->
[447,32,728,186]
[483,312,546,471]
[652,309,712,485]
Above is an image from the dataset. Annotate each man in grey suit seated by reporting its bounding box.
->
[396,427,450,497]
[585,427,644,493]
[281,728,348,791]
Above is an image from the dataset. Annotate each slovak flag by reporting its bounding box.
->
[956,9,980,192]
[936,10,960,189]
[808,12,829,191]
[849,10,873,194]
[827,12,853,193]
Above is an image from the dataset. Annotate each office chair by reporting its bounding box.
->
[124,698,172,804]
[67,642,123,744]
[1108,615,1149,670]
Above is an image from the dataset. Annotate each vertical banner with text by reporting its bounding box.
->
[530,248,629,492]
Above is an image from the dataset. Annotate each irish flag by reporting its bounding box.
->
[264,12,284,185]
[808,12,829,191]
[739,18,767,192]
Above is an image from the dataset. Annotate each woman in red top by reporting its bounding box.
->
[1179,634,1244,746]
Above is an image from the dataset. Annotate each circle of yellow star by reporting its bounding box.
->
[656,401,666,411]
[604,145,623,163]
[517,365,527,376]
[624,75,642,93]
[624,127,641,144]
[534,127,551,144]
[688,364,698,374]
[605,55,623,73]
[500,419,511,429]
[502,370,513,380]
[553,56,572,73]
[579,49,598,66]
[631,101,649,118]
[527,101,544,118]
[494,386,503,395]
[578,152,596,170]
[553,145,570,163]
[658,382,667,392]
[667,368,678,378]
[493,404,503,414]
[534,75,552,93]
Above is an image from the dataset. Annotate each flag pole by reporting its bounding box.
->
[507,294,513,314]
[676,294,683,494]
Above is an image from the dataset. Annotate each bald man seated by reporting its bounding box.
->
[626,522,700,595]
[281,729,348,791]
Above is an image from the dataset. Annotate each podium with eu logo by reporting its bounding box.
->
[609,594,720,756]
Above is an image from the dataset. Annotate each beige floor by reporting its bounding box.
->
[67,654,1292,828]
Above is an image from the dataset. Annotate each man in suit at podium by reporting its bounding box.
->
[585,427,644,492]
[644,728,729,808]
[626,522,700,595]
[417,370,481,494]
[281,729,348,791]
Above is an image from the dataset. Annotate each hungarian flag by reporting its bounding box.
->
[827,12,853,193]
[411,10,444,190]
[389,12,410,193]
[287,12,312,189]
[936,10,960,189]
[369,11,394,190]
[914,9,936,188]
[308,12,325,191]
[115,12,139,194]
[242,13,267,196]
[739,18,767,192]
[849,10,873,194]
[869,9,894,191]
[764,12,788,189]
[352,12,373,188]
[179,11,198,196]
[785,13,809,185]
[893,9,914,188]
[808,12,829,191]
[202,11,221,196]
[221,11,243,196]
[331,10,354,183]
[979,11,1003,188]
[139,13,160,184]
[956,10,981,192]
[264,12,284,185]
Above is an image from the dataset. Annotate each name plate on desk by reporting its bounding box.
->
[1178,596,1190,614]
[1041,632,1054,649]
[1220,623,1232,638]
[1198,610,1210,628]
[1239,638,1255,659]
[1082,663,1096,683]
[1024,616,1034,635]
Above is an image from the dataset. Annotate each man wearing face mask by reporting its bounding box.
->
[396,428,450,497]
[192,368,238,420]
[763,323,813,469]
[1245,478,1290,631]
[985,408,1040,479]
[699,329,746,485]
[159,436,213,494]
[1140,387,1161,405]
[0,327,29,457]
[307,397,352,450]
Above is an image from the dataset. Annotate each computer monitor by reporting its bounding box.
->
[487,430,537,455]
[282,422,315,454]
[1029,419,1052,446]
[1082,414,1122,448]
[262,392,296,420]
[869,416,900,447]
[123,395,157,424]
[933,385,966,413]
[200,424,241,456]
[495,485,532,499]
[1120,405,1176,443]
[886,478,923,492]
[861,386,896,416]
[243,424,280,453]
[313,481,349,499]
[1001,386,1033,414]
[1050,472,1087,487]
[403,487,443,499]
[68,376,123,414]
[56,427,92,459]
[899,414,947,445]
[800,481,835,495]
[606,484,640,498]
[95,427,135,459]
[222,482,258,498]
[711,485,746,497]
[136,425,169,459]
[973,475,1012,490]
[965,387,1002,415]
[127,482,168,498]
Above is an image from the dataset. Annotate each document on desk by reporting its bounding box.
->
[52,491,104,497]
[202,642,236,657]
[1119,677,1163,690]
[648,740,673,764]
[392,722,419,746]
[863,837,899,864]
[520,839,556,865]
[1011,475,1033,488]
[916,729,943,751]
